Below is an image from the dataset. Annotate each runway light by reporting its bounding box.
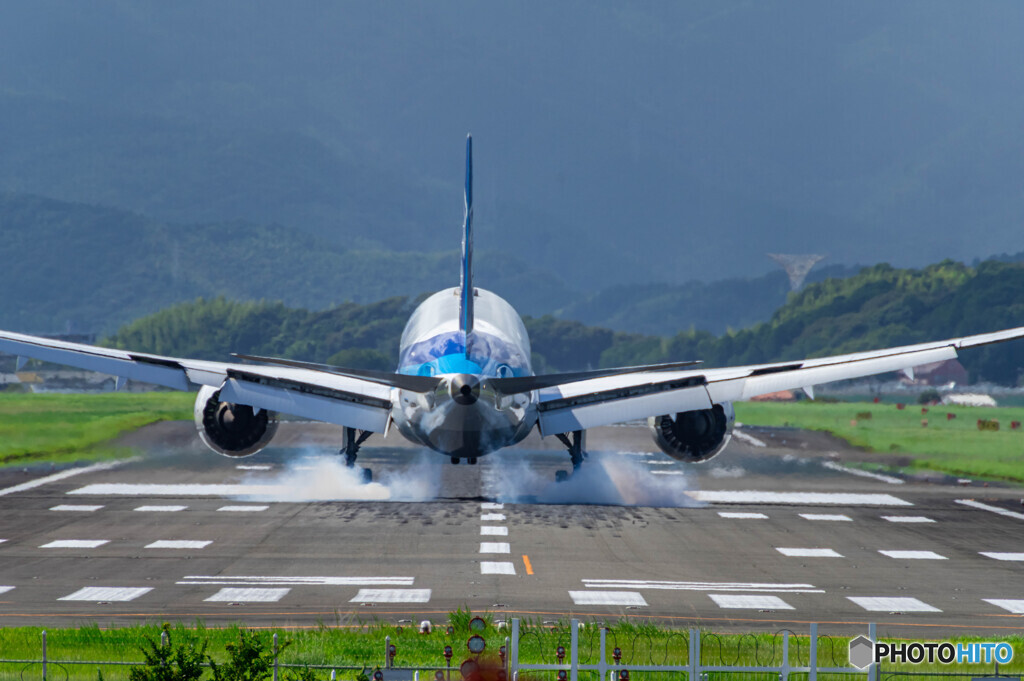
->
[499,645,506,664]
[468,635,486,655]
[373,671,384,681]
[388,644,397,661]
[619,670,630,681]
[469,617,487,632]
[558,671,567,681]
[460,659,480,681]
[556,646,566,663]
[447,626,455,636]
[444,645,453,663]
[613,647,622,663]
[434,671,445,681]
[947,412,956,420]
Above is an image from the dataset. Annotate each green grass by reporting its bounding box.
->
[734,400,1024,482]
[0,619,1021,681]
[0,391,192,467]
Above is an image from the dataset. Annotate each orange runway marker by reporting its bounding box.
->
[522,554,534,575]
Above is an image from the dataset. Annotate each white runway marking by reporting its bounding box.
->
[50,504,103,512]
[848,596,941,612]
[709,594,794,610]
[0,539,6,545]
[135,505,188,512]
[479,542,511,554]
[583,579,823,593]
[776,548,843,558]
[984,599,1024,614]
[60,587,152,602]
[236,464,272,470]
[652,471,685,476]
[882,515,935,523]
[980,552,1024,561]
[40,540,108,549]
[205,588,289,602]
[569,591,648,606]
[217,505,269,512]
[145,540,212,549]
[879,550,946,560]
[733,430,767,447]
[686,491,912,506]
[351,588,431,603]
[480,513,506,521]
[178,575,415,586]
[822,461,903,484]
[481,561,516,575]
[481,502,505,510]
[0,586,14,595]
[70,483,278,496]
[644,460,676,465]
[481,526,508,536]
[799,513,851,521]
[0,460,127,497]
[955,499,1024,520]
[718,512,768,519]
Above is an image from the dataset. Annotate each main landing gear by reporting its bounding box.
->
[553,430,587,482]
[341,426,374,483]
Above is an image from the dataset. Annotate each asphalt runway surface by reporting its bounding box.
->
[1,420,1023,636]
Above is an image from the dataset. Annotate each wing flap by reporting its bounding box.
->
[220,377,390,432]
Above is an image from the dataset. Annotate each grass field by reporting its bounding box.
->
[734,400,1024,482]
[0,391,192,467]
[0,619,1021,681]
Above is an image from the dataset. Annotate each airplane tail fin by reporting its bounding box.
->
[459,134,474,338]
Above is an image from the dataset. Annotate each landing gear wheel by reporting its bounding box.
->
[468,457,478,465]
[555,470,569,483]
[361,467,373,484]
[451,456,460,465]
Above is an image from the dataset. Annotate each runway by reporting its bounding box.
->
[1,420,1023,635]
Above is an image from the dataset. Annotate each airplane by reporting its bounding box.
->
[2,134,1024,483]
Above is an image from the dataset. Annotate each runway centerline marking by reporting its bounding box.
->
[776,548,843,558]
[980,552,1024,561]
[984,599,1024,614]
[881,515,935,523]
[479,542,510,554]
[718,512,768,519]
[709,594,794,610]
[177,575,415,586]
[206,588,289,603]
[569,591,647,606]
[848,596,941,613]
[0,460,127,497]
[135,505,188,512]
[481,561,516,575]
[50,504,103,512]
[481,526,508,536]
[351,588,431,603]
[955,499,1024,520]
[217,505,269,512]
[60,587,152,602]
[583,579,824,593]
[40,539,109,549]
[145,540,212,549]
[878,550,947,560]
[523,555,534,575]
[480,513,506,522]
[481,502,504,510]
[799,513,851,522]
[685,491,911,506]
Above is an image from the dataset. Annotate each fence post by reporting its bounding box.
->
[385,635,392,670]
[691,628,701,681]
[570,619,579,681]
[868,623,877,681]
[505,636,511,678]
[41,631,47,681]
[273,633,279,681]
[781,631,790,681]
[511,619,520,681]
[809,624,818,681]
[598,626,607,681]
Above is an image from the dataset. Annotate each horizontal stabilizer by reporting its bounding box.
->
[233,354,442,392]
[489,360,702,394]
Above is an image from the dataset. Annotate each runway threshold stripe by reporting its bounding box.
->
[980,552,1024,561]
[70,484,277,496]
[481,526,508,536]
[40,540,109,549]
[351,589,431,603]
[847,596,941,613]
[217,505,269,512]
[709,594,793,610]
[60,587,152,602]
[479,542,510,554]
[718,512,768,519]
[799,513,851,522]
[178,576,415,586]
[480,502,504,510]
[145,540,212,549]
[569,591,647,606]
[0,460,127,497]
[955,499,1024,520]
[583,579,824,593]
[984,599,1024,614]
[51,505,103,512]
[0,586,14,595]
[135,505,188,512]
[686,491,911,506]
[206,588,289,603]
[881,515,935,523]
[481,561,516,575]
[878,550,947,560]
[480,513,506,521]
[775,548,843,558]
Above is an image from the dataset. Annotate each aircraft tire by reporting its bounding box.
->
[555,470,569,483]
[361,467,372,484]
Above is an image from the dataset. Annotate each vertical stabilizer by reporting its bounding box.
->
[459,134,474,337]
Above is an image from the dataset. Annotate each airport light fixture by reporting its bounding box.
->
[468,635,487,654]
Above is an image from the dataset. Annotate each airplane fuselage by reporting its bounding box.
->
[392,287,538,457]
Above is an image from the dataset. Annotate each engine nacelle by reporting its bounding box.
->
[194,385,278,457]
[648,402,735,463]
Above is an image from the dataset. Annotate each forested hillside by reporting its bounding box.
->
[104,259,1024,385]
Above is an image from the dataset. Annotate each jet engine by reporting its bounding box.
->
[648,402,735,463]
[193,385,278,457]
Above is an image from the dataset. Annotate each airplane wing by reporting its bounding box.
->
[0,330,393,432]
[534,325,1024,435]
